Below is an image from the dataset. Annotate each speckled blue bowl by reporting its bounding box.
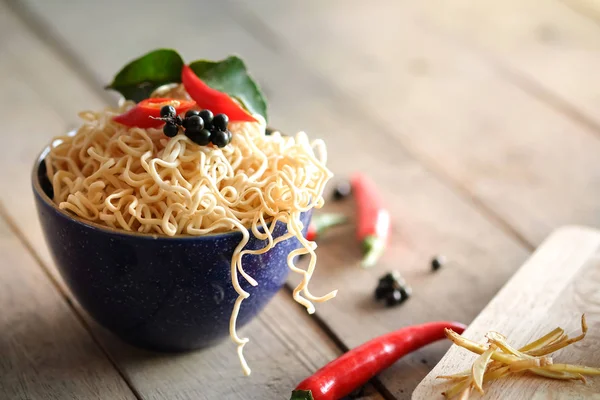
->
[32,146,311,352]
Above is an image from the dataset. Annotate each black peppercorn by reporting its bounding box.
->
[185,115,204,133]
[431,256,446,272]
[212,113,229,131]
[163,122,179,138]
[187,129,212,146]
[379,271,404,287]
[160,105,176,119]
[211,130,229,148]
[199,109,214,128]
[385,289,403,306]
[398,286,412,301]
[374,285,393,300]
[185,110,200,119]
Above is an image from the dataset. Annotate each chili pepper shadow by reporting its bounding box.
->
[355,292,395,313]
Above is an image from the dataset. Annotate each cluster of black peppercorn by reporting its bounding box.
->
[374,271,412,307]
[159,105,232,148]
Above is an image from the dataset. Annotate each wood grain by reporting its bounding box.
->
[0,212,137,400]
[7,1,595,398]
[413,226,600,399]
[0,2,387,399]
[227,0,600,249]
[8,0,544,397]
[7,2,542,399]
[88,291,360,400]
[416,0,600,130]
[0,2,106,278]
[562,0,600,25]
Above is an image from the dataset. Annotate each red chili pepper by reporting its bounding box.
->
[290,321,467,400]
[351,172,391,268]
[113,98,196,128]
[305,213,347,241]
[181,65,256,123]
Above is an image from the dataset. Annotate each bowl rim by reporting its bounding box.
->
[31,143,253,241]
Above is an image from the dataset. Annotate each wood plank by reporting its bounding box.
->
[234,0,600,133]
[88,291,372,400]
[0,1,106,275]
[12,0,535,397]
[0,212,136,400]
[0,3,383,399]
[562,0,600,25]
[224,0,600,248]
[416,0,600,130]
[413,226,600,399]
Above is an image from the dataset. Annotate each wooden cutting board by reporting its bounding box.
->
[412,226,600,400]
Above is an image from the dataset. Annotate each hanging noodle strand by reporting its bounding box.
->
[45,100,336,375]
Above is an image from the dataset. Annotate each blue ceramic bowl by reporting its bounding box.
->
[32,145,311,352]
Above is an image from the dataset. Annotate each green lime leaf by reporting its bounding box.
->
[189,56,268,121]
[106,49,184,102]
[290,390,314,400]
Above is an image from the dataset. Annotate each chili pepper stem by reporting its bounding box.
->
[290,390,314,400]
[312,213,348,236]
[306,213,348,242]
[361,235,386,268]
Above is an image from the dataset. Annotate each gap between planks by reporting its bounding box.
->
[413,5,600,142]
[4,0,569,397]
[0,200,145,400]
[225,0,600,142]
[223,0,600,246]
[254,0,600,247]
[3,1,538,394]
[1,0,113,104]
[9,0,597,253]
[2,0,534,372]
[559,0,600,29]
[4,0,538,255]
[0,3,387,399]
[223,0,537,252]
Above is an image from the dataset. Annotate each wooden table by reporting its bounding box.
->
[1,0,599,398]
